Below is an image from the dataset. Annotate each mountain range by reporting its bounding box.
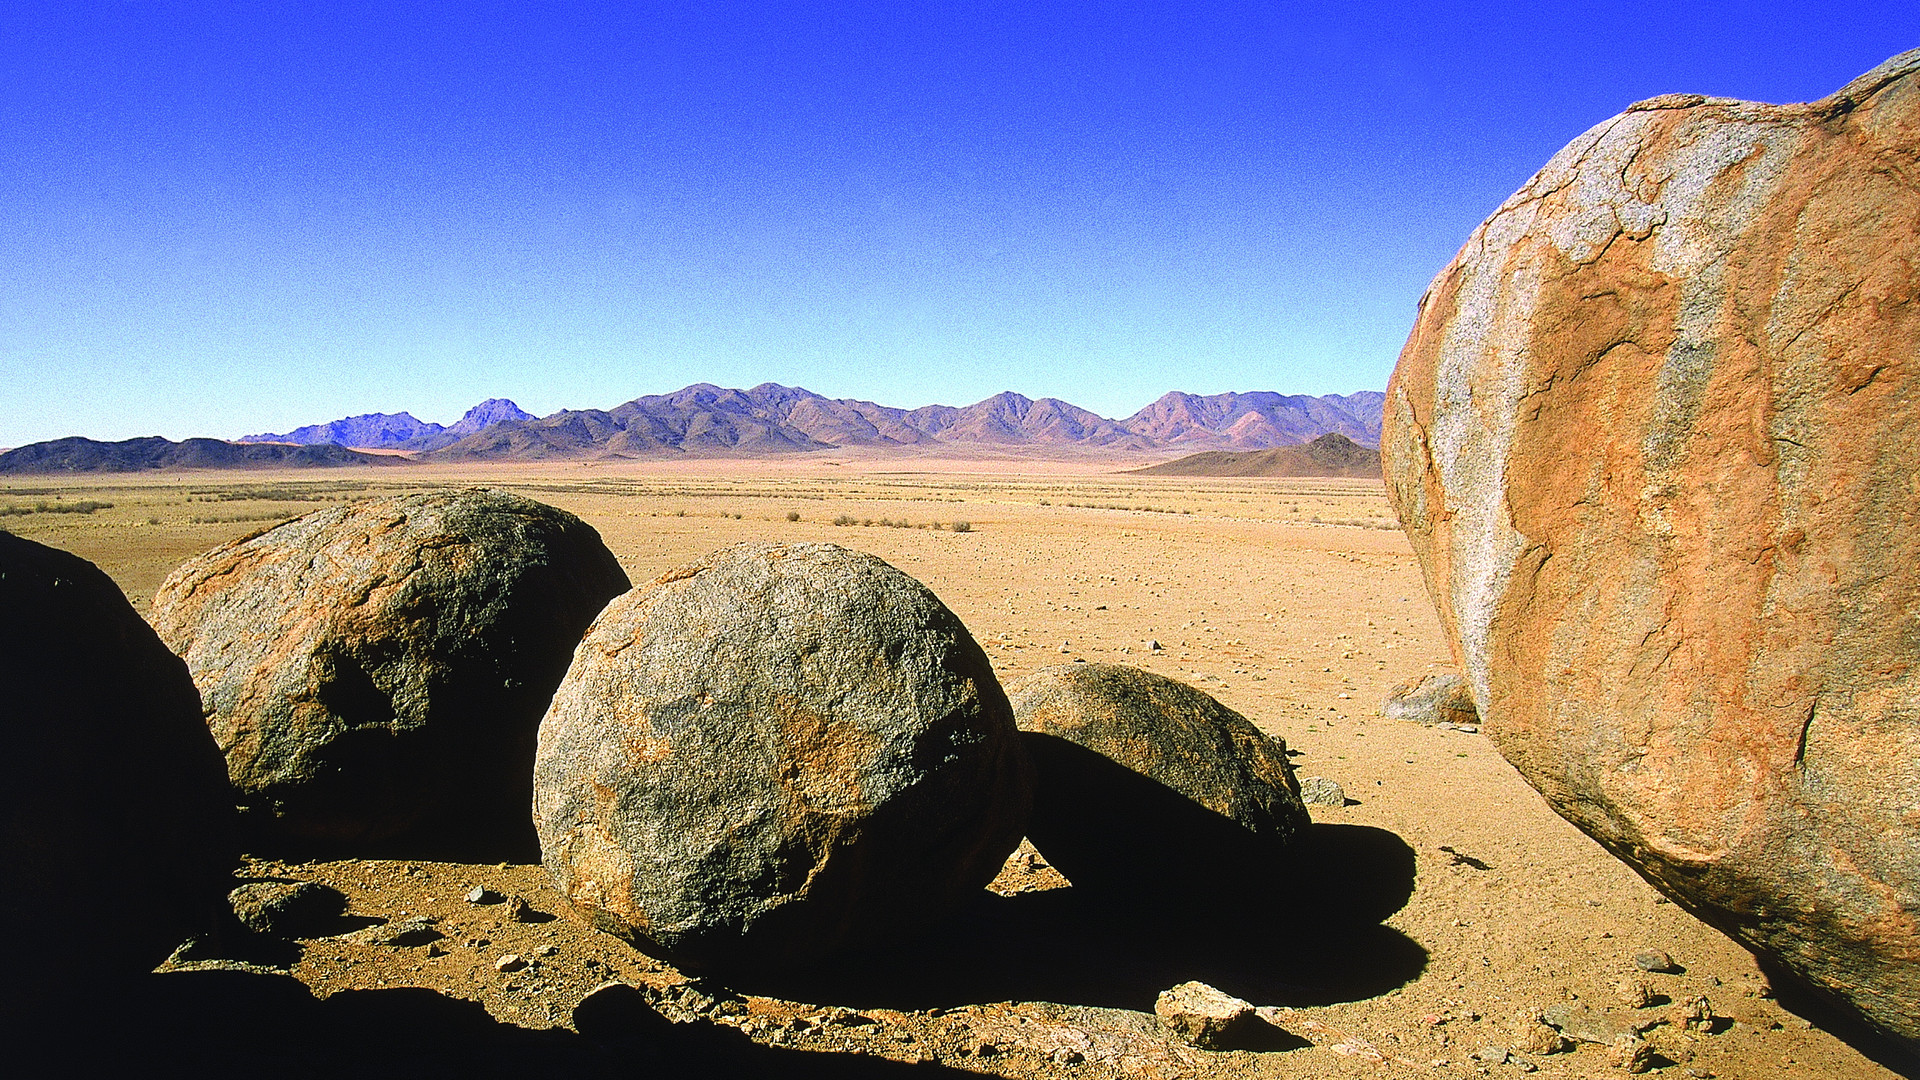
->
[0,384,1385,473]
[249,383,1385,459]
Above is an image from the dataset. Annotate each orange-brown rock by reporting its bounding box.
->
[150,489,630,859]
[1382,50,1920,1047]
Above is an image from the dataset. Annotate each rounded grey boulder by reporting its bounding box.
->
[0,532,236,999]
[534,541,1032,973]
[149,489,631,858]
[1009,663,1308,900]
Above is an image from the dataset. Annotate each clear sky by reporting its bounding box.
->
[1,3,1914,445]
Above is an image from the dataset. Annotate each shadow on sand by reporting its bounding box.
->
[732,733,1426,1012]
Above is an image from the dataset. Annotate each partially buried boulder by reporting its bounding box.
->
[1008,663,1308,902]
[1382,50,1920,1046]
[149,489,630,859]
[1379,672,1477,727]
[0,532,236,1003]
[533,541,1031,973]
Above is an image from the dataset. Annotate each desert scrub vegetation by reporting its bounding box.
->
[0,500,114,516]
[828,514,973,532]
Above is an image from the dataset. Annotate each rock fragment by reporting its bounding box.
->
[534,542,1031,972]
[1153,981,1260,1050]
[1541,1001,1646,1046]
[149,489,631,859]
[1633,950,1679,974]
[1379,673,1477,726]
[227,880,347,938]
[1296,776,1346,806]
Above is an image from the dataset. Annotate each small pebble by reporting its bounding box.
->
[1633,950,1679,974]
[465,886,505,904]
[495,953,527,972]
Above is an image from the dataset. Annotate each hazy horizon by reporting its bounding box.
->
[3,4,1914,446]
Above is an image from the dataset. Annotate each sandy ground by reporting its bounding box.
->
[3,462,1907,1078]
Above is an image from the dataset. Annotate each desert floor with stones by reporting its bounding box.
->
[2,459,1902,1079]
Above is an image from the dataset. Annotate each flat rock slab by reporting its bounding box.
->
[150,488,630,859]
[534,541,1031,973]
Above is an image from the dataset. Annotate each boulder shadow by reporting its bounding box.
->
[31,970,979,1079]
[730,734,1424,1013]
[1756,957,1920,1078]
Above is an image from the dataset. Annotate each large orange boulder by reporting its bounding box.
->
[1382,51,1920,1047]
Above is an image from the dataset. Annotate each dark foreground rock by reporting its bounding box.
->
[1382,50,1920,1047]
[1007,664,1308,902]
[534,542,1032,973]
[0,531,236,1003]
[149,489,630,859]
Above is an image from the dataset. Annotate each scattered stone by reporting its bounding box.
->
[532,944,557,957]
[1507,1008,1567,1054]
[534,542,1032,973]
[1541,1001,1646,1046]
[1381,48,1920,1046]
[1471,1045,1510,1065]
[149,489,631,858]
[0,532,237,1004]
[1634,950,1679,974]
[1009,663,1308,899]
[1153,980,1261,1050]
[1611,1033,1654,1073]
[1615,978,1655,1009]
[1146,639,1162,651]
[465,886,504,905]
[1297,776,1346,806]
[360,915,441,948]
[494,953,527,973]
[1667,996,1715,1033]
[504,896,534,922]
[1378,673,1477,726]
[1050,1047,1084,1065]
[227,880,347,938]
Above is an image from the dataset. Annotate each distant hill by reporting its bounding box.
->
[239,399,533,451]
[1127,432,1383,478]
[0,437,403,473]
[421,383,1383,461]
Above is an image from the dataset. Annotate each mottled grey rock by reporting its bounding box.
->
[464,885,503,905]
[0,532,236,1002]
[1379,673,1477,726]
[149,489,631,859]
[533,542,1032,973]
[1153,981,1259,1050]
[1297,776,1347,806]
[1008,664,1308,898]
[227,880,346,937]
[1633,949,1679,974]
[358,915,440,948]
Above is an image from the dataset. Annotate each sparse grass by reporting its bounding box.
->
[952,521,972,533]
[785,510,801,522]
[0,500,113,516]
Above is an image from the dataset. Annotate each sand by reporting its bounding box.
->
[2,461,1903,1078]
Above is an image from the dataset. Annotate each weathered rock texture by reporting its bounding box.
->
[1009,664,1308,900]
[150,489,630,857]
[533,542,1032,972]
[1153,981,1259,1050]
[1382,50,1920,1046]
[0,532,235,996]
[1379,672,1478,726]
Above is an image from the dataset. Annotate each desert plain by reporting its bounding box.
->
[2,457,1903,1079]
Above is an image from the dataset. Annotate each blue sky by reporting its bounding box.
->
[1,3,1914,445]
